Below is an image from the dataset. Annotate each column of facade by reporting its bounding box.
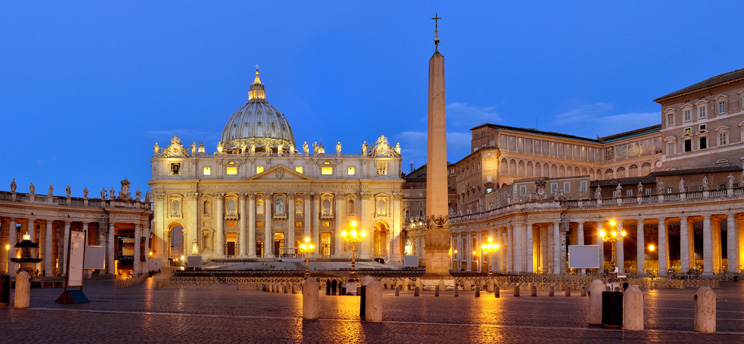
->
[702,214,713,275]
[577,221,585,275]
[357,193,370,257]
[303,194,311,239]
[107,223,115,275]
[711,216,723,273]
[238,193,247,257]
[248,193,256,257]
[312,194,320,257]
[635,218,644,275]
[476,231,483,272]
[186,193,198,258]
[334,195,344,257]
[133,224,141,275]
[526,223,533,272]
[679,216,690,273]
[727,214,739,273]
[465,232,472,271]
[540,225,548,273]
[62,221,71,275]
[288,193,295,255]
[265,193,273,257]
[658,218,668,275]
[44,220,53,276]
[215,194,224,257]
[616,220,624,273]
[553,221,560,274]
[512,223,523,272]
[596,222,604,271]
[8,218,16,275]
[506,225,513,272]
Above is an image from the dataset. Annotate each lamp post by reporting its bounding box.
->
[341,220,366,282]
[599,220,626,272]
[299,237,315,279]
[481,237,499,276]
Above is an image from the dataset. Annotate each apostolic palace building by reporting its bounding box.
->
[2,57,744,279]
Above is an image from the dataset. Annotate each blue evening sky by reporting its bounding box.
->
[2,1,744,196]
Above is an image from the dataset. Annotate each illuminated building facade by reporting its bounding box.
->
[149,69,404,264]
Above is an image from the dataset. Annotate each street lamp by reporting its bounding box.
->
[481,237,500,276]
[299,237,315,278]
[341,220,366,282]
[599,220,626,272]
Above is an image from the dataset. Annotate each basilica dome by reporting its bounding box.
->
[219,69,295,154]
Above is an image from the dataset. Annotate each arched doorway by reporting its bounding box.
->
[168,223,184,261]
[373,222,389,257]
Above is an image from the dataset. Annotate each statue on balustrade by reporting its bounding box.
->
[66,185,71,198]
[48,184,54,197]
[83,187,89,199]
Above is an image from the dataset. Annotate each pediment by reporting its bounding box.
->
[247,164,313,181]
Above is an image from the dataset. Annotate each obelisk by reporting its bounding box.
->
[423,14,451,280]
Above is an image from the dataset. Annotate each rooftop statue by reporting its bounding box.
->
[10,178,16,193]
[48,184,53,197]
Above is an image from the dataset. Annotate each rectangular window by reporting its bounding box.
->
[295,166,303,174]
[645,188,652,196]
[563,182,570,193]
[626,189,633,197]
[719,132,728,146]
[202,167,211,176]
[256,166,264,174]
[699,137,707,149]
[551,183,558,192]
[666,187,673,194]
[684,139,692,152]
[685,127,691,134]
[684,109,691,122]
[519,185,526,196]
[699,124,706,131]
[698,105,707,119]
[376,162,387,175]
[666,142,675,155]
[170,163,181,176]
[226,166,238,175]
[717,101,726,114]
[321,167,333,175]
[347,167,355,175]
[666,113,674,127]
[580,181,587,192]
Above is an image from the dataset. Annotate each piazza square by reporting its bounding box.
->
[2,3,744,343]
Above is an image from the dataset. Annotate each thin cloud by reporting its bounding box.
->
[553,103,660,137]
[446,102,503,129]
[395,130,473,169]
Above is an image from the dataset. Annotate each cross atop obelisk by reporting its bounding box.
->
[431,13,441,50]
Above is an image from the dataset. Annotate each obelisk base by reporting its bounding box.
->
[422,228,452,280]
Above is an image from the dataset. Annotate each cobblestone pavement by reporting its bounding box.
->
[2,277,744,343]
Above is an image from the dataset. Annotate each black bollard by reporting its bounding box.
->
[395,287,400,296]
[414,286,420,296]
[548,285,554,297]
[531,285,537,297]
[475,286,480,298]
[565,286,571,297]
[331,280,338,295]
[326,281,331,295]
[494,287,500,298]
[455,286,459,297]
[514,285,520,297]
[435,285,440,297]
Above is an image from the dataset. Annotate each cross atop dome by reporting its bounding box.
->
[248,65,266,101]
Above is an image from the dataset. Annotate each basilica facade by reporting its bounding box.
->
[149,70,404,264]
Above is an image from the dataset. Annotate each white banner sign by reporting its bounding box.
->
[68,231,86,287]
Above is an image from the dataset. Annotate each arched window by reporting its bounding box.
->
[323,199,331,214]
[203,200,210,215]
[172,200,180,216]
[295,199,303,215]
[227,199,236,215]
[347,200,355,215]
[377,200,386,216]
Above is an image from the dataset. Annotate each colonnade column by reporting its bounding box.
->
[552,221,560,274]
[27,218,35,241]
[595,222,604,271]
[476,231,483,272]
[577,221,585,275]
[507,225,513,272]
[248,194,256,257]
[728,214,739,273]
[526,223,533,273]
[465,232,472,271]
[703,214,713,275]
[713,218,722,273]
[133,224,141,275]
[540,225,548,273]
[636,218,644,275]
[265,193,273,257]
[616,220,624,272]
[107,223,115,275]
[215,194,224,257]
[303,194,311,239]
[62,221,70,275]
[658,218,668,276]
[288,193,295,255]
[8,219,16,276]
[44,220,53,276]
[239,193,247,257]
[679,216,690,273]
[334,195,344,257]
[312,194,320,257]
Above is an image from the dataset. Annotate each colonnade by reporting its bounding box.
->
[1,216,147,276]
[451,212,743,275]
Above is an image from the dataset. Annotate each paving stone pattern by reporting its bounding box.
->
[2,278,744,343]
